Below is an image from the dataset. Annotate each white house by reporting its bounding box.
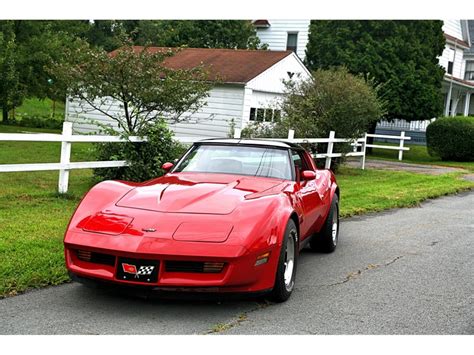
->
[253,20,310,61]
[440,19,473,117]
[377,20,474,136]
[253,19,474,137]
[66,47,311,137]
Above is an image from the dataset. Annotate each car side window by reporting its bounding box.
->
[291,150,304,180]
[291,149,313,181]
[291,150,302,172]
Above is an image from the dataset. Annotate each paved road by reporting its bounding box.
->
[345,158,466,175]
[1,192,473,334]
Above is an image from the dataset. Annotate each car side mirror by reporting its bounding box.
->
[161,162,174,172]
[301,170,316,180]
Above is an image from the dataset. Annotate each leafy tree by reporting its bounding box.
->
[0,27,24,123]
[36,20,92,43]
[278,67,385,139]
[242,68,385,169]
[135,20,263,49]
[50,41,213,134]
[242,67,385,140]
[306,20,445,122]
[0,20,84,119]
[85,20,139,51]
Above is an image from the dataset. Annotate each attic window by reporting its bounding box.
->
[286,32,298,53]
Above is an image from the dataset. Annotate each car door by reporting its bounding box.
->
[291,149,323,240]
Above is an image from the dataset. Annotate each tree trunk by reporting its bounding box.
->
[2,107,9,124]
[366,120,378,154]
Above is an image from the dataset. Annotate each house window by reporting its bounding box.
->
[249,107,256,121]
[273,110,281,122]
[286,32,298,53]
[447,61,454,75]
[447,48,455,75]
[256,108,265,122]
[465,61,474,81]
[249,107,282,123]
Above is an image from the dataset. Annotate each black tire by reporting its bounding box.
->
[310,194,339,253]
[269,219,298,303]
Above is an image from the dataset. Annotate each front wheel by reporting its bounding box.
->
[310,194,339,253]
[269,219,298,303]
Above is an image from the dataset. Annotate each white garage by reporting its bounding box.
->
[66,47,311,138]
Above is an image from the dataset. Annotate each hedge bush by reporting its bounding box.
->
[426,116,474,161]
[93,120,187,182]
[5,116,63,130]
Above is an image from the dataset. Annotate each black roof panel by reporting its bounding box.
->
[196,138,304,149]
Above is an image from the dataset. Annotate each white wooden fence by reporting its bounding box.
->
[0,122,410,193]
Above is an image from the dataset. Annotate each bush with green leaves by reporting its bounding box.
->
[280,67,385,140]
[242,68,385,138]
[94,120,187,182]
[6,116,63,129]
[238,67,385,170]
[426,116,474,161]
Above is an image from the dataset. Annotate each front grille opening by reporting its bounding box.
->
[76,250,115,266]
[165,261,225,273]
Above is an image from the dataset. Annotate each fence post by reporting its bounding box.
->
[324,131,335,169]
[233,128,241,139]
[398,131,405,161]
[58,122,73,194]
[287,129,295,139]
[360,133,367,170]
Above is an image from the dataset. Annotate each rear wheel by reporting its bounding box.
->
[310,195,339,253]
[269,219,298,303]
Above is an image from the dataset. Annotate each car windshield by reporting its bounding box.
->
[173,144,292,180]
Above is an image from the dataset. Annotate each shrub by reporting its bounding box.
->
[280,67,386,140]
[7,115,63,130]
[240,122,287,139]
[93,119,187,182]
[237,68,385,171]
[426,116,474,161]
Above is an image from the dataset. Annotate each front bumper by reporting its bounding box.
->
[64,237,279,293]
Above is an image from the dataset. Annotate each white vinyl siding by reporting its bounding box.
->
[65,52,311,138]
[66,85,245,138]
[256,20,310,60]
[246,53,311,94]
[442,20,464,40]
[439,45,465,79]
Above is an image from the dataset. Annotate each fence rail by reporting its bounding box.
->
[0,123,410,193]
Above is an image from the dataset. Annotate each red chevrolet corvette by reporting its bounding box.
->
[64,139,340,302]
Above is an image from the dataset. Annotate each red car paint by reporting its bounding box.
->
[64,140,338,294]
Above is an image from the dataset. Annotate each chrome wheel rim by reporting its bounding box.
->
[284,230,296,290]
[332,206,339,245]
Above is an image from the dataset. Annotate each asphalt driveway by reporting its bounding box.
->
[1,192,473,335]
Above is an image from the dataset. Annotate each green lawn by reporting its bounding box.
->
[1,98,65,121]
[368,143,474,172]
[0,124,95,164]
[336,167,472,216]
[0,124,473,297]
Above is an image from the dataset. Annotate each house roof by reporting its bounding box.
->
[253,20,271,28]
[110,46,293,84]
[444,33,470,49]
[444,74,474,88]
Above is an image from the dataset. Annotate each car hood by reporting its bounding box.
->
[116,172,286,215]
